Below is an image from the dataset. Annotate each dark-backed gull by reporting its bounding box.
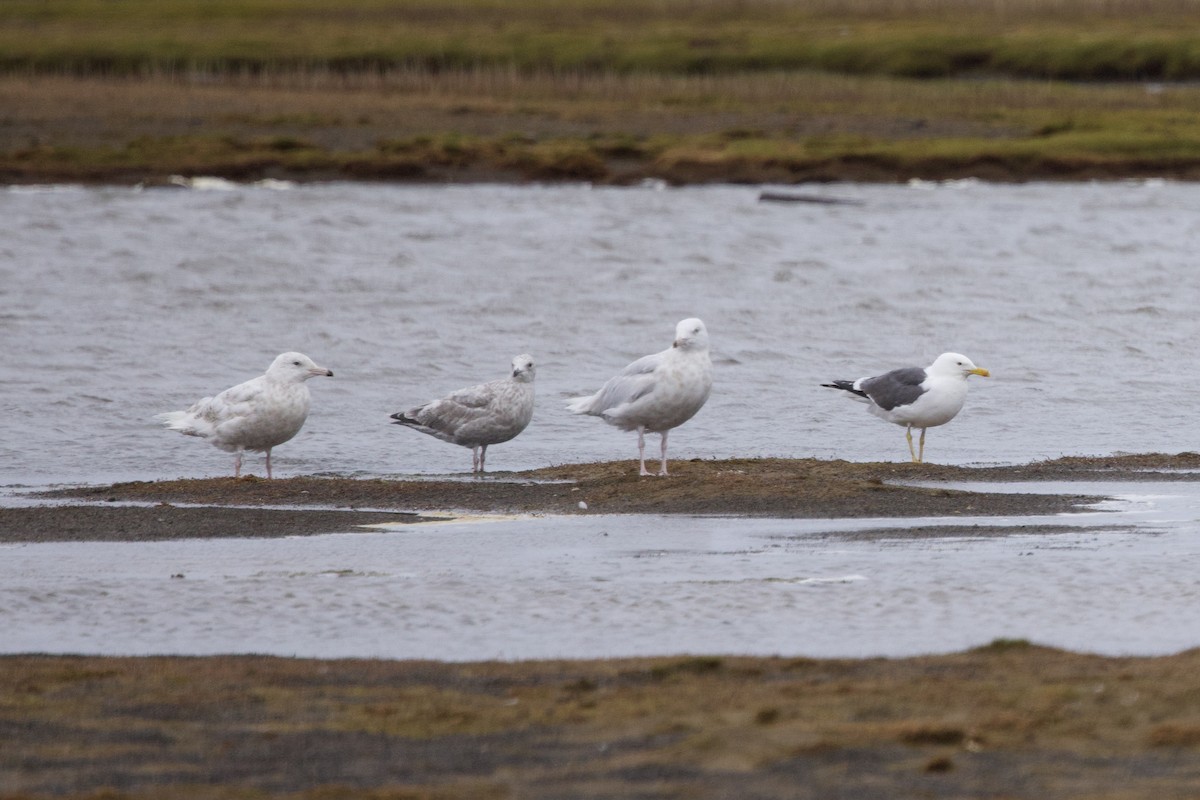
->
[823,352,989,463]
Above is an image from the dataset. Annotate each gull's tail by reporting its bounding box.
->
[390,407,437,433]
[155,410,212,438]
[565,393,599,416]
[390,410,417,426]
[821,380,870,402]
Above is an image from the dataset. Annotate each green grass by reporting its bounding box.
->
[7,0,1200,185]
[6,69,1200,184]
[4,0,1200,80]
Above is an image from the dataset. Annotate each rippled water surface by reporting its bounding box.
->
[5,179,1200,660]
[6,179,1200,485]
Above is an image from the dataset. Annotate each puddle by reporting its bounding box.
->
[2,481,1199,660]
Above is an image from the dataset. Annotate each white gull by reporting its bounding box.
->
[156,351,333,478]
[567,318,712,476]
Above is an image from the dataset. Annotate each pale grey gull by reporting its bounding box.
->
[567,318,712,476]
[390,354,536,474]
[822,352,989,463]
[156,351,333,478]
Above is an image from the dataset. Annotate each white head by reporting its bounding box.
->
[267,351,334,382]
[672,318,709,351]
[511,353,536,383]
[929,352,989,380]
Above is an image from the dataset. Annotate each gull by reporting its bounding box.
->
[156,351,333,478]
[391,354,536,474]
[567,318,712,476]
[822,352,989,463]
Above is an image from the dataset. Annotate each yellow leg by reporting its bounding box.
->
[905,426,918,462]
[917,428,926,464]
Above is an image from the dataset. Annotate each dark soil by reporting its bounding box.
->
[7,455,1171,544]
[4,646,1200,799]
[0,505,427,544]
[10,453,1200,543]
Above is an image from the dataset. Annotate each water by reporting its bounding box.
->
[5,178,1200,660]
[5,179,1200,485]
[1,482,1198,660]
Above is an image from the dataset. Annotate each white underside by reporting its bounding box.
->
[869,376,968,429]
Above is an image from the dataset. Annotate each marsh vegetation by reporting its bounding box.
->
[5,0,1200,183]
[6,645,1200,798]
[6,0,1200,80]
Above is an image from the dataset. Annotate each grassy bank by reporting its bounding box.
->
[5,71,1200,184]
[4,0,1200,81]
[6,0,1200,183]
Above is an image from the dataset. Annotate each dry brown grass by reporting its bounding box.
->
[5,647,1200,798]
[6,70,1200,184]
[787,0,1200,16]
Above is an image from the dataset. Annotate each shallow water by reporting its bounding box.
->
[6,179,1200,661]
[2,482,1198,660]
[5,179,1200,485]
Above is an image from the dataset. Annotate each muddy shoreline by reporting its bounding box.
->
[8,456,1200,798]
[8,454,1200,543]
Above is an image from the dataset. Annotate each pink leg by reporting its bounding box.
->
[234,451,242,478]
[637,426,651,476]
[471,446,481,474]
[265,448,273,479]
[658,429,670,476]
[479,444,488,473]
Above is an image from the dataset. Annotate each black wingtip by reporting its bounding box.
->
[822,380,868,399]
[390,412,415,425]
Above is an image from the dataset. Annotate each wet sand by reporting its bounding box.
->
[8,455,1200,798]
[11,453,1200,543]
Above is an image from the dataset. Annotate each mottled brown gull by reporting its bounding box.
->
[822,352,989,463]
[390,354,536,474]
[156,351,334,478]
[567,318,712,477]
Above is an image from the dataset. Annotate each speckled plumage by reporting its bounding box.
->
[391,354,536,474]
[156,351,333,478]
[567,318,712,476]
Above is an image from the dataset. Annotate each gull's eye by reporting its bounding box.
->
[293,360,302,366]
